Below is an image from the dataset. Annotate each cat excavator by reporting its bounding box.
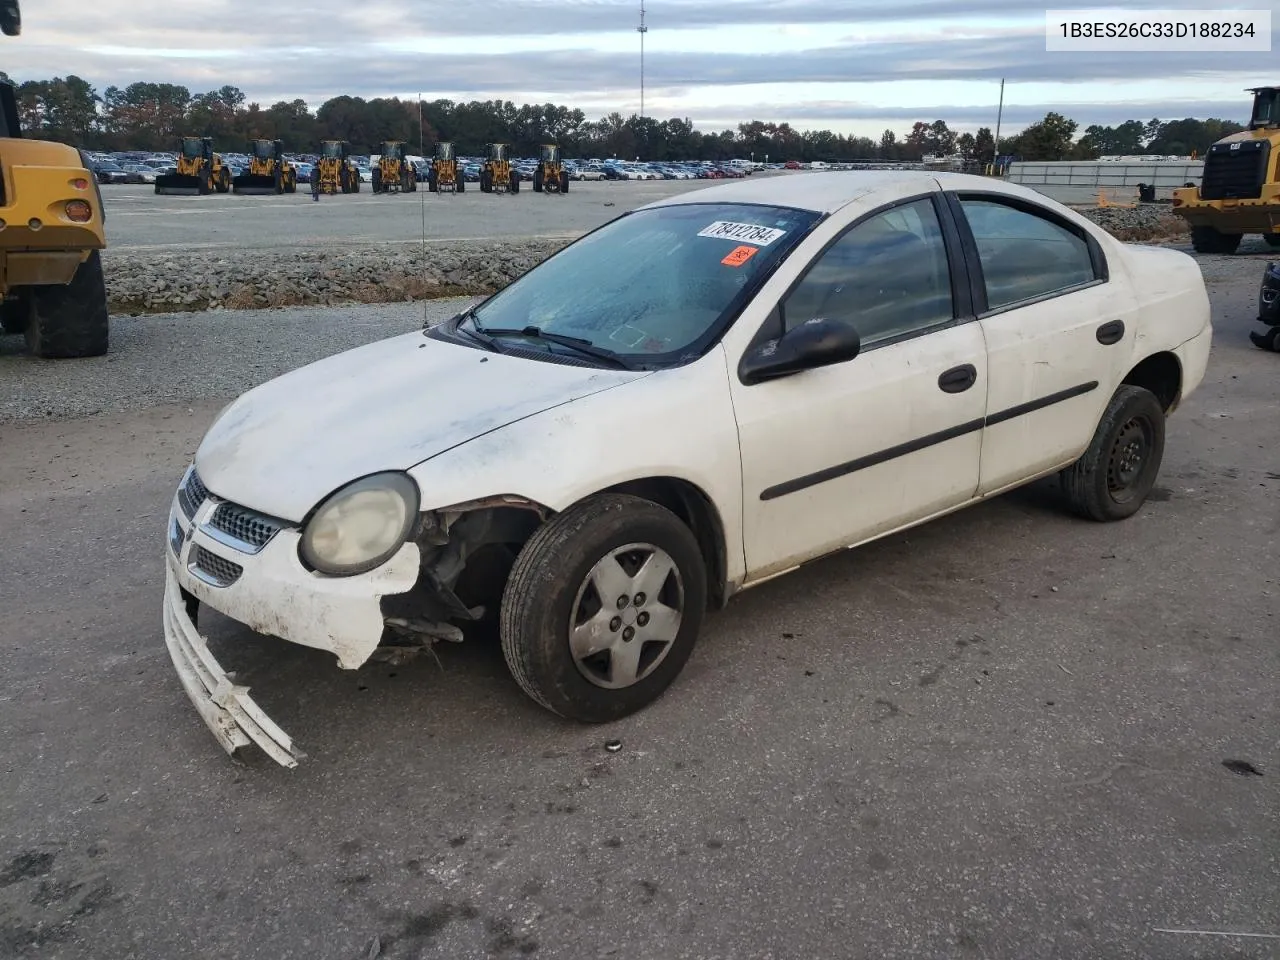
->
[372,141,417,194]
[0,0,111,358]
[155,136,232,195]
[479,142,520,194]
[425,140,465,193]
[311,140,362,197]
[1171,85,1280,253]
[533,143,569,194]
[232,139,298,195]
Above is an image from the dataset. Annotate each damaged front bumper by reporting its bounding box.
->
[161,467,421,766]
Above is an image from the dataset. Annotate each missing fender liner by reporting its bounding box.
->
[377,497,548,654]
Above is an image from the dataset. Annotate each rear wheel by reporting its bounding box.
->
[22,251,110,359]
[372,168,382,193]
[500,493,708,722]
[1190,225,1242,254]
[1059,385,1165,522]
[533,168,544,192]
[560,171,569,193]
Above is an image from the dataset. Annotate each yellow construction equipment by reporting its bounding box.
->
[155,136,232,195]
[311,140,361,197]
[1171,85,1280,253]
[233,139,298,195]
[532,143,568,194]
[0,0,110,358]
[425,141,464,193]
[479,142,520,194]
[371,141,417,194]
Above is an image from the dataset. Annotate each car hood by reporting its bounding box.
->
[194,331,646,522]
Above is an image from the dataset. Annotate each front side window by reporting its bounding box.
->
[959,197,1098,310]
[780,196,954,348]
[459,202,820,364]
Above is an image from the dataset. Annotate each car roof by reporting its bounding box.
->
[640,170,1050,215]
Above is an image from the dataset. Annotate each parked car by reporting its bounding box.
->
[160,171,1212,765]
[91,160,128,184]
[119,163,157,184]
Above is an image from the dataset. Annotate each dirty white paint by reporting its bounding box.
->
[162,170,1215,764]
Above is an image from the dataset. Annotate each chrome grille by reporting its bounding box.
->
[189,545,243,587]
[168,517,184,556]
[178,468,209,520]
[207,502,285,553]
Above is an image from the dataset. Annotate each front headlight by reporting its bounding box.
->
[300,472,420,576]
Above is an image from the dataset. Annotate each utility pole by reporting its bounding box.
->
[637,0,648,120]
[993,77,1005,168]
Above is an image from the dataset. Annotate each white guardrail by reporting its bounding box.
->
[1006,160,1204,188]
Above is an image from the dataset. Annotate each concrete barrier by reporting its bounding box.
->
[1007,160,1203,192]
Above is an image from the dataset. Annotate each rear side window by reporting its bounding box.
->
[958,198,1098,310]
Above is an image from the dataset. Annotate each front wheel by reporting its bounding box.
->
[1059,384,1165,522]
[500,493,707,722]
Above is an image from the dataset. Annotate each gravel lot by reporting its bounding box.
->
[0,221,1277,959]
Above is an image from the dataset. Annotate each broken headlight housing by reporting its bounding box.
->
[300,472,420,576]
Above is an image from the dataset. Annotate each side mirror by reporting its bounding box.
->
[739,317,861,385]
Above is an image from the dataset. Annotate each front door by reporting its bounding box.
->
[729,193,990,582]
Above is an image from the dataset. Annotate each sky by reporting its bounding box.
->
[4,0,1277,137]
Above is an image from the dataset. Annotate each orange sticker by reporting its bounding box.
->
[721,245,758,267]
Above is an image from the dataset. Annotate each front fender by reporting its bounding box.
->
[407,346,747,587]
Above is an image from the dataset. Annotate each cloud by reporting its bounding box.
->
[1,0,1271,132]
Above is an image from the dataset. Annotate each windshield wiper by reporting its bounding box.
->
[450,309,506,353]
[476,324,636,369]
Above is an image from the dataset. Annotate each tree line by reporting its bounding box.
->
[0,73,1247,162]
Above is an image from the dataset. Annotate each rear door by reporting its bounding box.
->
[944,191,1140,496]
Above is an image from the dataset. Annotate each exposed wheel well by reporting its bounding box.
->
[602,477,730,610]
[1122,351,1182,413]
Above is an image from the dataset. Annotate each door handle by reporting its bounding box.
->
[1096,320,1125,345]
[938,364,977,393]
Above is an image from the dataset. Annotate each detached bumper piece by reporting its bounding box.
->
[162,565,305,768]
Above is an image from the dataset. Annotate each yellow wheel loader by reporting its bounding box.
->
[232,138,298,195]
[155,136,232,195]
[425,140,464,193]
[371,141,417,194]
[1172,86,1280,254]
[0,1,110,358]
[479,142,520,194]
[311,140,361,197]
[532,143,568,194]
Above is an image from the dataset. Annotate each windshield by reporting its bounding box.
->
[383,143,402,160]
[252,141,273,159]
[437,142,453,159]
[1251,89,1278,128]
[490,144,506,160]
[541,145,558,162]
[181,138,203,159]
[464,202,819,362]
[321,142,343,158]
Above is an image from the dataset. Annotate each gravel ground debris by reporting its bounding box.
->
[97,205,1190,315]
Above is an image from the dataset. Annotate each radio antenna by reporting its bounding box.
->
[418,92,428,327]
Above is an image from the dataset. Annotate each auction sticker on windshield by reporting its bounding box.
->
[721,245,759,267]
[697,221,788,245]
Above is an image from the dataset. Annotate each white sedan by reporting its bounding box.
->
[162,171,1212,765]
